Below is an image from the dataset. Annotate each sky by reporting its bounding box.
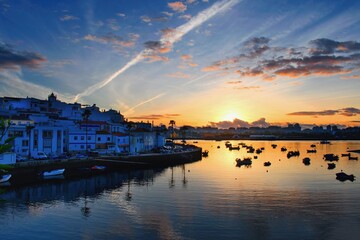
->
[0,0,360,128]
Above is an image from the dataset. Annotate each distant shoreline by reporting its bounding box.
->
[175,137,360,141]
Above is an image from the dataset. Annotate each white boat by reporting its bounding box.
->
[42,168,65,177]
[0,174,12,183]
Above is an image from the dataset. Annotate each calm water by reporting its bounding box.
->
[1,140,360,240]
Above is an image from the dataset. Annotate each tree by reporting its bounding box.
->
[169,120,175,140]
[126,122,134,154]
[82,109,92,156]
[0,118,15,154]
[26,125,34,160]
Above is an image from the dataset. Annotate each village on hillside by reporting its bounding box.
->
[0,93,168,163]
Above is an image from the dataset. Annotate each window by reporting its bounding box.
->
[22,140,29,147]
[87,136,91,140]
[80,145,84,149]
[107,137,110,141]
[81,136,85,140]
[97,137,101,141]
[43,130,53,138]
[74,136,78,140]
[8,130,24,137]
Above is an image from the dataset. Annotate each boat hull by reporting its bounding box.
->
[0,174,12,183]
[42,169,65,177]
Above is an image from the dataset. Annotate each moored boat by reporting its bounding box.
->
[236,157,252,167]
[327,163,336,170]
[336,171,355,182]
[263,161,271,167]
[42,168,65,177]
[202,150,209,157]
[303,157,311,165]
[0,173,12,183]
[323,154,339,161]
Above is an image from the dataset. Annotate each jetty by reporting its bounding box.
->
[5,146,202,185]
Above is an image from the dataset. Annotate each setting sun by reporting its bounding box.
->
[223,112,241,121]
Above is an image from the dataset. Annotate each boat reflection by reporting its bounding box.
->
[0,167,176,204]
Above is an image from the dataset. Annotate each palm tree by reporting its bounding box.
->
[26,125,34,160]
[169,120,175,141]
[82,109,91,156]
[126,122,133,154]
[169,120,175,150]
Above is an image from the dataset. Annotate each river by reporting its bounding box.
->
[1,140,360,240]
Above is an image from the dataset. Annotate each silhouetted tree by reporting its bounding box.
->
[82,109,91,156]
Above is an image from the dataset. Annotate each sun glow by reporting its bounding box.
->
[222,112,241,121]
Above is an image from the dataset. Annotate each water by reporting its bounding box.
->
[1,140,360,240]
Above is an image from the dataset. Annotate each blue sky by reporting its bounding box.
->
[1,0,360,127]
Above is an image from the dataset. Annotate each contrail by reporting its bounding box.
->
[74,0,240,102]
[183,73,211,86]
[123,92,166,115]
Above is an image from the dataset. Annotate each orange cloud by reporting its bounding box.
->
[168,2,187,12]
[341,75,360,80]
[143,54,170,63]
[202,65,221,72]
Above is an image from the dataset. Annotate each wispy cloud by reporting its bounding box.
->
[123,93,166,115]
[84,33,139,48]
[0,44,47,71]
[0,69,72,102]
[140,15,168,23]
[166,71,191,78]
[128,113,180,120]
[341,75,360,80]
[60,15,79,21]
[287,107,360,117]
[74,0,240,102]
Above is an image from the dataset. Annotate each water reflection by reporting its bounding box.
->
[1,141,360,239]
[0,168,165,204]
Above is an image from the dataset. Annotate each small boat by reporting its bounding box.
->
[254,156,258,159]
[307,149,317,153]
[323,154,339,161]
[236,157,252,167]
[0,173,12,183]
[217,146,220,149]
[225,141,232,148]
[349,156,358,160]
[281,147,287,152]
[42,168,65,177]
[271,144,277,149]
[193,141,198,143]
[229,146,240,150]
[310,144,316,148]
[256,149,262,154]
[287,151,300,158]
[303,157,311,165]
[202,150,209,157]
[327,163,336,170]
[341,153,350,157]
[263,161,271,167]
[336,171,355,182]
[320,140,331,144]
[91,165,106,171]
